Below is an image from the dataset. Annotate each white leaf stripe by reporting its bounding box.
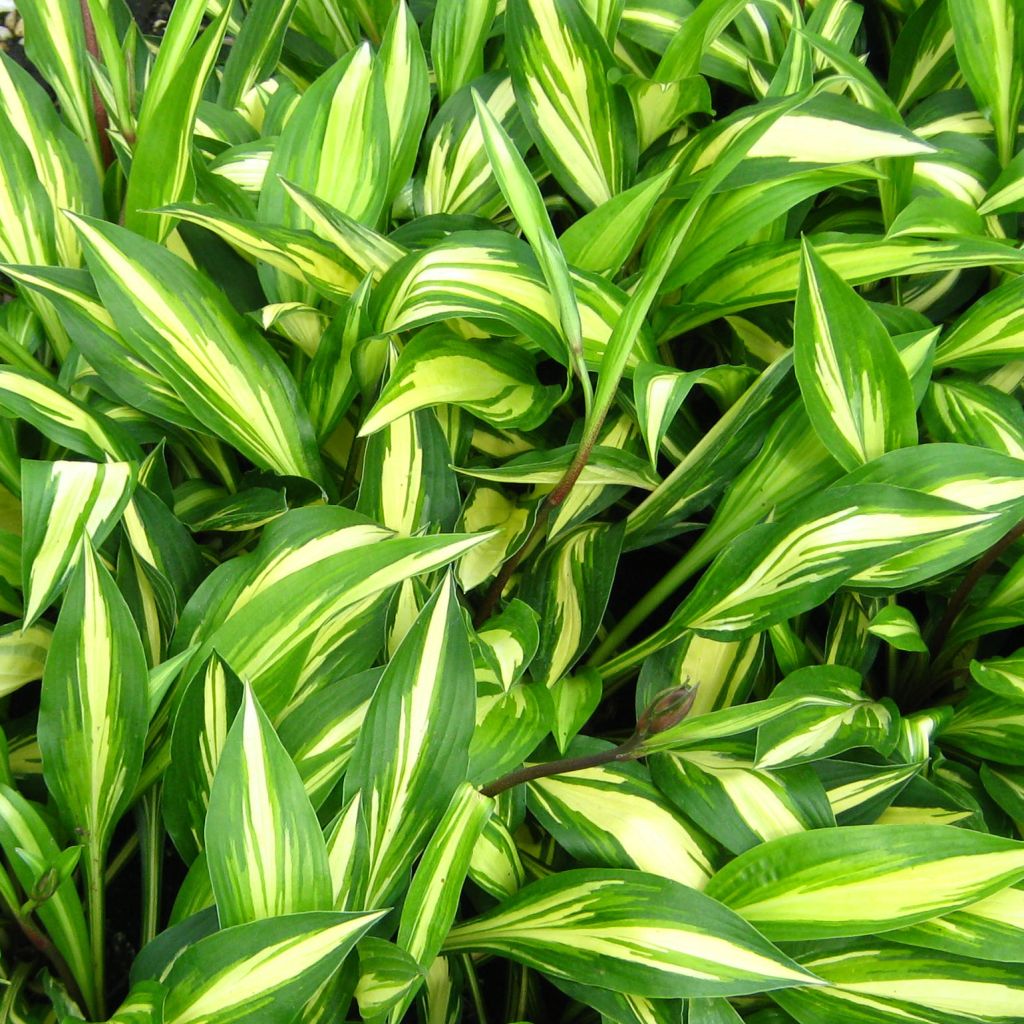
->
[0,784,96,1010]
[672,235,1024,334]
[652,744,833,855]
[371,232,654,370]
[774,939,1024,1024]
[360,331,565,436]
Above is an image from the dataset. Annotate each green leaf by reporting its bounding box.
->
[867,605,929,653]
[506,0,636,208]
[432,0,497,104]
[0,366,141,462]
[520,522,624,686]
[673,235,1024,333]
[889,882,1024,963]
[371,231,651,371]
[795,238,917,470]
[175,509,486,718]
[971,650,1024,701]
[0,784,95,1012]
[69,215,326,485]
[277,667,378,811]
[123,5,231,242]
[948,0,1024,165]
[205,684,332,926]
[753,666,900,769]
[632,363,712,467]
[473,88,585,383]
[360,331,561,435]
[258,44,389,300]
[379,2,430,206]
[20,459,136,626]
[0,621,50,699]
[218,0,301,110]
[652,740,834,855]
[814,758,922,826]
[672,485,1004,641]
[163,655,244,864]
[934,274,1024,370]
[773,938,1024,1024]
[444,868,819,998]
[559,168,676,277]
[468,816,526,899]
[548,670,602,753]
[356,403,461,537]
[390,783,493,1018]
[705,824,1024,940]
[923,378,1024,460]
[161,203,361,302]
[0,265,201,433]
[943,692,1024,764]
[16,0,102,167]
[38,539,148,854]
[0,50,101,267]
[161,911,383,1024]
[527,744,715,887]
[344,574,476,908]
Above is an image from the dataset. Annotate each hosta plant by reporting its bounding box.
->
[5,0,1024,1021]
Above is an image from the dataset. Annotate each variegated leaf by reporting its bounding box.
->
[360,331,561,435]
[651,740,834,855]
[506,0,636,208]
[38,539,148,872]
[390,783,493,1019]
[163,655,245,864]
[69,215,326,484]
[528,744,716,887]
[519,521,624,686]
[161,911,384,1024]
[444,868,818,998]
[705,824,1024,939]
[21,459,135,627]
[205,684,332,926]
[774,938,1024,1024]
[344,574,476,908]
[795,238,917,470]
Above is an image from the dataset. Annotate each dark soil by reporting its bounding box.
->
[1,1,174,90]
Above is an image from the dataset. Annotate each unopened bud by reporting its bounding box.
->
[29,868,59,905]
[636,684,697,738]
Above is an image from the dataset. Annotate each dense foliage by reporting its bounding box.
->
[4,0,1024,1021]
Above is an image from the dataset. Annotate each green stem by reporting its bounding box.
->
[510,963,530,1022]
[929,517,1024,660]
[104,833,139,884]
[0,889,87,1016]
[0,962,30,1023]
[85,843,106,1019]
[462,954,489,1024]
[473,432,601,627]
[138,788,163,946]
[588,539,711,667]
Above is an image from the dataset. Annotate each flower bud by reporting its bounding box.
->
[636,683,697,738]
